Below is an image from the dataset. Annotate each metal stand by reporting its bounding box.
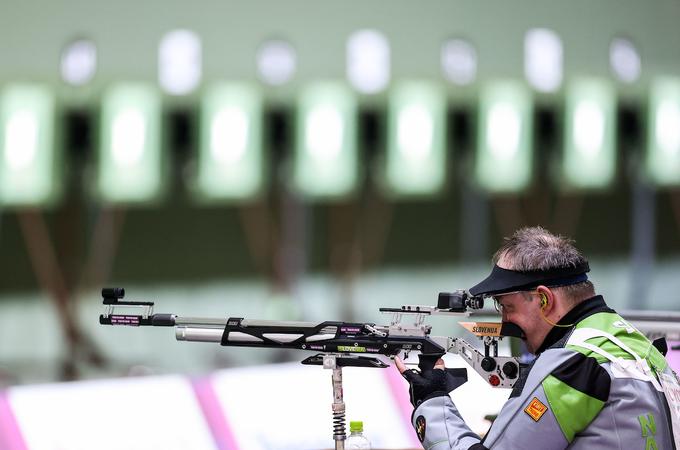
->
[324,354,346,450]
[299,353,386,449]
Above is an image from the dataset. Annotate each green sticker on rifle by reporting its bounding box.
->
[338,345,366,352]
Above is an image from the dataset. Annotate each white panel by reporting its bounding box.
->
[8,376,217,450]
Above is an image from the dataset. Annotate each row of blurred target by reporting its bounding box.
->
[60,29,643,94]
[1,75,680,208]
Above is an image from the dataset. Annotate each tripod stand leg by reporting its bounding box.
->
[324,355,346,450]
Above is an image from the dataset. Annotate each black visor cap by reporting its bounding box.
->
[469,262,590,297]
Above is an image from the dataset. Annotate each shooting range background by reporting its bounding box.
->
[2,1,680,449]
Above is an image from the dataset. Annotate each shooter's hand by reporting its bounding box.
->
[395,356,449,407]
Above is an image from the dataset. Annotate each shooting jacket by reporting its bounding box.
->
[412,296,678,450]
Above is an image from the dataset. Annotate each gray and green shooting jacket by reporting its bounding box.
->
[412,296,677,450]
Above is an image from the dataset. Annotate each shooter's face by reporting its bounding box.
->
[498,293,546,354]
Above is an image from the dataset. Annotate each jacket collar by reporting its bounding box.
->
[535,295,615,354]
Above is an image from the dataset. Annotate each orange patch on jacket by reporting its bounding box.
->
[524,397,548,422]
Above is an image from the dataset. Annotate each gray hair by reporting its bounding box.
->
[493,226,595,302]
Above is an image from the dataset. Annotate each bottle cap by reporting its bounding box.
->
[349,421,364,432]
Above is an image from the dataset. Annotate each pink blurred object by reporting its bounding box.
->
[0,392,28,450]
[667,341,680,373]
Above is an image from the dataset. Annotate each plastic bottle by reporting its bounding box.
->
[345,420,371,449]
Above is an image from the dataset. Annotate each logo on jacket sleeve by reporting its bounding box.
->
[524,397,548,422]
[415,415,426,443]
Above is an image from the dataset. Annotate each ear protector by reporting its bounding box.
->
[538,292,575,328]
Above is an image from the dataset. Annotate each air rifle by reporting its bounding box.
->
[100,287,520,386]
[100,287,521,449]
